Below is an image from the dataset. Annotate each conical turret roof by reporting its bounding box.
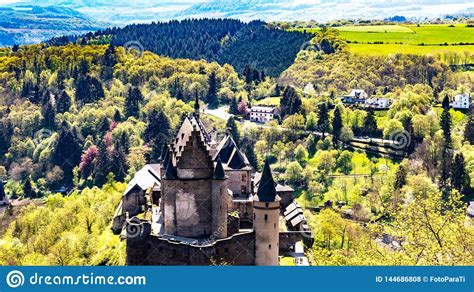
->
[214,157,226,180]
[257,159,277,202]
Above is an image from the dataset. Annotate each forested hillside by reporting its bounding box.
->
[48,19,311,76]
[0,43,254,197]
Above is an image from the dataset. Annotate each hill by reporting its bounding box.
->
[49,19,310,76]
[0,5,106,46]
[296,24,474,57]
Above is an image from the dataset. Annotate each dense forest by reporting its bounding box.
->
[48,19,311,77]
[0,22,473,266]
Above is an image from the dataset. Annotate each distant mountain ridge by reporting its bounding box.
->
[2,0,473,26]
[180,0,474,22]
[0,5,106,46]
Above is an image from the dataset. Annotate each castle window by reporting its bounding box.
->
[265,203,269,208]
[269,244,272,250]
[264,214,268,222]
[274,223,276,229]
[241,174,246,181]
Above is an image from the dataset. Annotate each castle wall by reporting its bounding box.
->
[122,188,146,218]
[126,232,256,266]
[162,178,213,238]
[226,169,252,196]
[211,179,228,239]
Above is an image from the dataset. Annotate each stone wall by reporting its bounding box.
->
[162,178,213,238]
[226,169,252,196]
[126,231,256,266]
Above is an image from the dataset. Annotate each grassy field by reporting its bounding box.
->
[297,24,474,56]
[255,96,281,106]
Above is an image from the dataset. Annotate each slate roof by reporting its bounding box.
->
[256,159,277,202]
[123,164,161,196]
[213,135,251,171]
[214,157,226,180]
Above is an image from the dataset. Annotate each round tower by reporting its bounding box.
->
[253,159,280,266]
[211,157,229,239]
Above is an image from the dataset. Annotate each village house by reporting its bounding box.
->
[341,89,368,106]
[250,105,278,123]
[450,93,471,110]
[303,83,316,96]
[112,103,311,266]
[365,97,393,110]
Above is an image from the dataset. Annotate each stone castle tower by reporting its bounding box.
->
[253,159,280,266]
[113,102,310,266]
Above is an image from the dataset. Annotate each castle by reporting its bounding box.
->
[112,104,311,266]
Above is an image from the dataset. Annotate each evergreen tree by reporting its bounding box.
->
[144,110,171,162]
[113,109,122,122]
[206,72,218,108]
[229,98,239,115]
[452,153,470,197]
[93,138,111,187]
[274,84,281,97]
[394,163,408,191]
[280,86,301,118]
[317,102,329,138]
[41,100,56,130]
[125,87,144,118]
[52,124,83,185]
[241,136,258,170]
[439,151,453,201]
[0,120,13,157]
[441,94,450,110]
[464,111,473,144]
[101,44,117,80]
[111,139,128,182]
[332,107,342,147]
[56,91,71,114]
[363,109,377,138]
[226,116,241,146]
[306,134,318,157]
[440,106,452,148]
[75,75,105,105]
[97,117,111,137]
[22,177,36,198]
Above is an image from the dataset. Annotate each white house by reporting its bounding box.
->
[303,83,316,96]
[250,105,277,123]
[365,98,393,110]
[348,89,368,99]
[450,94,471,110]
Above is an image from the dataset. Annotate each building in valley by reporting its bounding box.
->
[112,105,311,266]
[249,105,278,123]
[450,93,471,110]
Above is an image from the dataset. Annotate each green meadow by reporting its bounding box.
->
[298,24,474,56]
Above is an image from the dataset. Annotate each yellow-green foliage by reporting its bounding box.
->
[0,182,126,266]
